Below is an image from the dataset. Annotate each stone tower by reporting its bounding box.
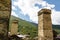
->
[38,9,53,40]
[0,0,11,40]
[10,20,18,35]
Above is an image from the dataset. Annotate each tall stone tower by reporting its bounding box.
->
[10,20,18,35]
[38,9,53,40]
[0,0,11,40]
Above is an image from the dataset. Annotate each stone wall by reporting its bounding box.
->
[0,0,11,40]
[38,9,53,40]
[10,20,18,35]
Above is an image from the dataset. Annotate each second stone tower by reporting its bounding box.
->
[38,9,53,40]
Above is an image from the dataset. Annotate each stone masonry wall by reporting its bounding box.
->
[0,0,11,40]
[10,20,18,35]
[38,9,53,40]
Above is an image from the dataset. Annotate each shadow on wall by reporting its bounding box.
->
[0,34,7,40]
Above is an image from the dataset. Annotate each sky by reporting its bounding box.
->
[11,0,60,25]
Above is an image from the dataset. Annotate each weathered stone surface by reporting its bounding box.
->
[0,0,11,11]
[10,20,18,35]
[0,11,10,18]
[0,0,11,40]
[38,9,53,40]
[38,9,51,16]
[0,19,8,39]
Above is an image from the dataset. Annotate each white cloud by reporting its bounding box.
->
[43,4,55,9]
[11,11,18,17]
[12,5,16,10]
[12,0,60,25]
[12,0,41,23]
[51,9,60,25]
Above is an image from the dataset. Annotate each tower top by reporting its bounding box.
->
[12,20,18,24]
[38,9,51,16]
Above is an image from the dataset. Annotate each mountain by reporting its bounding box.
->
[9,15,60,38]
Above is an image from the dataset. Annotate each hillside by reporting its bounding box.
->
[9,15,60,38]
[52,25,60,34]
[9,15,38,38]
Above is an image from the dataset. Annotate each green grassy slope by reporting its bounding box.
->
[9,16,38,38]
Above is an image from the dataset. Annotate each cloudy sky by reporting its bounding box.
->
[11,0,60,25]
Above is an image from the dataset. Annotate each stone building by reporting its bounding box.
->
[10,20,18,35]
[0,0,11,40]
[38,9,53,40]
